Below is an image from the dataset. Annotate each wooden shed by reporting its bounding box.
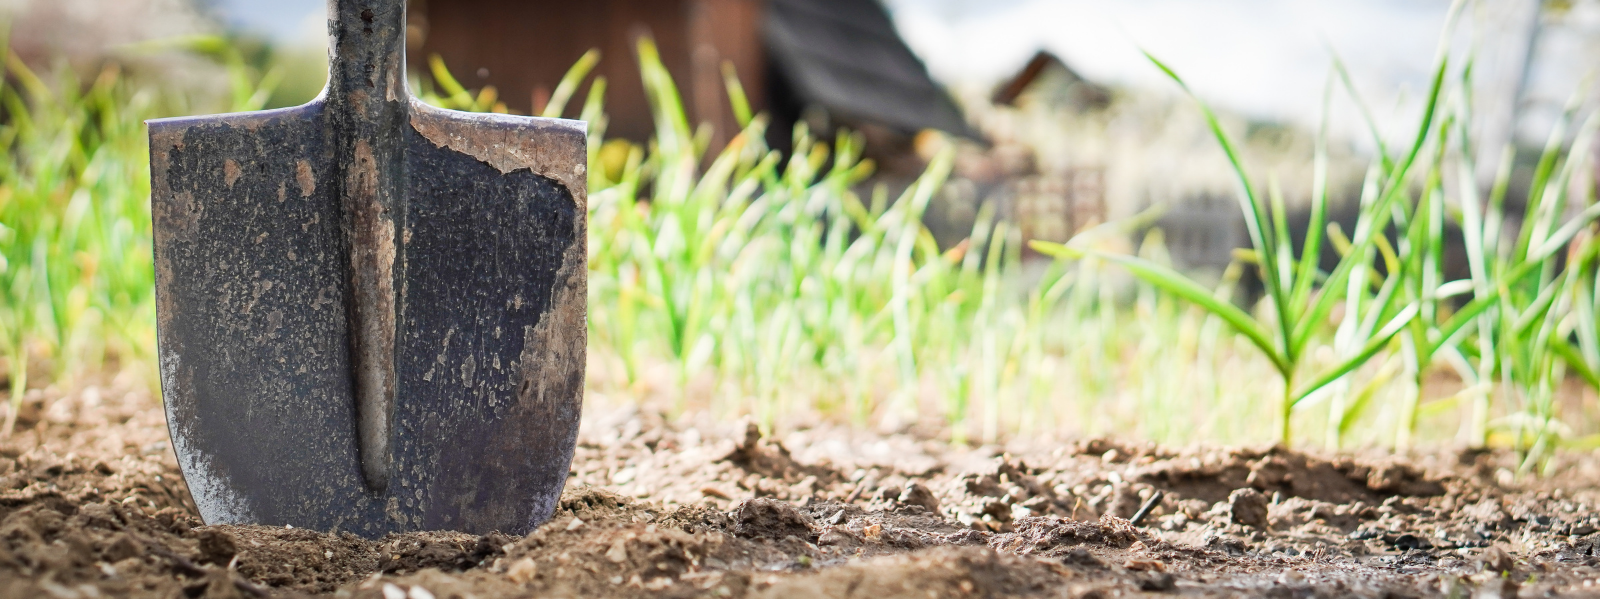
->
[407,0,975,151]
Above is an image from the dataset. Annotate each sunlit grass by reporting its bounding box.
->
[0,54,161,435]
[1036,1,1600,468]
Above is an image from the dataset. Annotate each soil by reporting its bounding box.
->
[7,380,1600,598]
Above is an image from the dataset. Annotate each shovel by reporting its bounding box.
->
[148,0,586,537]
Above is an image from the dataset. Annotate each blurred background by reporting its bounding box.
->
[3,0,1600,462]
[15,0,1600,268]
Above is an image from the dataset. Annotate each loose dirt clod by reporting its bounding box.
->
[8,384,1600,597]
[898,482,942,514]
[194,528,236,564]
[732,498,815,540]
[1229,487,1270,529]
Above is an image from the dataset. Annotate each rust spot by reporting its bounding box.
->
[292,160,313,197]
[223,159,241,188]
[296,160,316,197]
[350,89,370,119]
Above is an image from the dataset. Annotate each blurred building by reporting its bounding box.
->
[407,0,977,154]
[962,50,1112,251]
[992,51,1110,113]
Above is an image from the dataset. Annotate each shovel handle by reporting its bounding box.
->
[328,0,407,107]
[327,0,408,493]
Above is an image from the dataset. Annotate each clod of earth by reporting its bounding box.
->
[1228,488,1270,530]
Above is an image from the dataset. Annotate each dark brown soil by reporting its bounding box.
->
[7,380,1600,598]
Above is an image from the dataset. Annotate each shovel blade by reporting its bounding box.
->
[150,99,586,537]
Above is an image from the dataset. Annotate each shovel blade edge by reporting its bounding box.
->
[150,99,586,537]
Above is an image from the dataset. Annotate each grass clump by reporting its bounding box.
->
[1035,1,1600,468]
[0,55,161,435]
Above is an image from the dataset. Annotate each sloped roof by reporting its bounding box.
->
[764,0,979,139]
[991,50,1110,110]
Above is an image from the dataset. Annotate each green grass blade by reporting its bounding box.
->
[1144,50,1291,354]
[427,54,476,110]
[721,61,753,129]
[1338,357,1403,439]
[1295,302,1419,404]
[1554,339,1600,390]
[1033,240,1287,374]
[542,48,600,118]
[1531,203,1600,260]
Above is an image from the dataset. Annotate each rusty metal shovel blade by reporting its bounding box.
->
[148,0,586,537]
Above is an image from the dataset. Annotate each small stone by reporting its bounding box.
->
[1391,533,1430,551]
[1278,569,1306,587]
[101,533,142,563]
[1228,488,1269,530]
[196,529,238,564]
[506,557,537,584]
[897,482,941,514]
[1123,559,1165,572]
[981,500,1012,524]
[1473,573,1518,599]
[1060,547,1103,567]
[1476,545,1514,574]
[606,539,629,563]
[1204,535,1247,556]
[817,527,858,547]
[1139,573,1176,591]
[731,498,814,540]
[872,486,902,503]
[565,517,585,531]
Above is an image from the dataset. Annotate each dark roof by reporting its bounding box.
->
[764,0,979,139]
[991,50,1110,110]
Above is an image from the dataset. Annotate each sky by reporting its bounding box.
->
[885,0,1448,125]
[206,0,1595,142]
[206,0,324,43]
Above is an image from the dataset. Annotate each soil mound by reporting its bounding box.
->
[4,383,1600,597]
